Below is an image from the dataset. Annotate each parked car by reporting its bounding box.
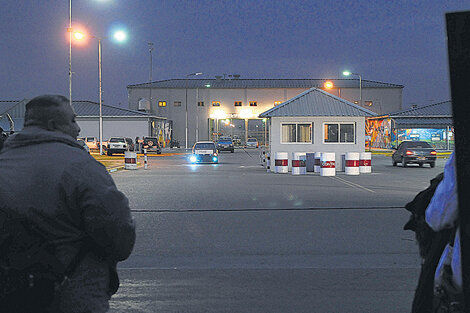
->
[232,135,242,146]
[246,138,259,148]
[392,141,437,168]
[85,136,99,150]
[107,137,134,156]
[170,139,180,148]
[77,139,90,154]
[217,136,234,153]
[141,136,162,154]
[190,141,218,163]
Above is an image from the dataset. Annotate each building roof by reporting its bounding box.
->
[128,78,404,89]
[259,87,377,118]
[391,117,453,129]
[388,100,452,117]
[72,100,156,117]
[1,99,159,118]
[0,100,164,131]
[0,101,20,115]
[368,100,453,129]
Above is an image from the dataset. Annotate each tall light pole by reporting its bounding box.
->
[98,38,103,155]
[148,42,154,114]
[343,71,362,107]
[185,72,202,149]
[68,0,72,107]
[74,30,127,155]
[148,42,154,82]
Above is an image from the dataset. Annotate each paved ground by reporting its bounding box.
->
[105,149,448,312]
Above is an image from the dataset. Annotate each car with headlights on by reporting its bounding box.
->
[392,140,437,168]
[190,141,219,163]
[217,136,234,153]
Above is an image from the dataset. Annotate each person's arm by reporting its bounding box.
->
[425,152,458,231]
[72,160,136,261]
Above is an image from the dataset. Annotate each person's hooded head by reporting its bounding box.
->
[24,95,80,139]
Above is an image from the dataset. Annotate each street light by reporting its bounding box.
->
[185,72,203,149]
[343,71,362,107]
[68,0,72,107]
[74,29,127,155]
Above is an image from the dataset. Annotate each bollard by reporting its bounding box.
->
[124,151,137,170]
[292,152,307,175]
[274,152,289,173]
[266,153,271,172]
[314,152,322,173]
[345,152,360,175]
[306,152,315,172]
[261,150,266,167]
[359,152,372,173]
[144,149,148,169]
[320,152,335,176]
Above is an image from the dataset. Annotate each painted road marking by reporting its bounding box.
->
[330,176,376,193]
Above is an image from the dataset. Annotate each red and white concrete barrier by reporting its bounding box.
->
[345,152,360,175]
[124,151,137,170]
[320,152,335,176]
[274,152,289,173]
[292,152,306,175]
[359,152,372,173]
[314,152,322,173]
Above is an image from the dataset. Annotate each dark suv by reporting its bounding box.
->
[217,137,235,153]
[141,136,162,154]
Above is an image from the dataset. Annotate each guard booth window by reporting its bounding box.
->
[324,123,355,143]
[281,123,312,143]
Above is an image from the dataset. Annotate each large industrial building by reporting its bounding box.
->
[127,77,404,148]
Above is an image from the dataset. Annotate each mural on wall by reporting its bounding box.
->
[366,118,454,150]
[396,128,454,149]
[152,119,172,147]
[366,118,393,149]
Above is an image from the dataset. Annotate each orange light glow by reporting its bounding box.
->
[324,81,334,89]
[74,31,85,40]
[67,24,90,46]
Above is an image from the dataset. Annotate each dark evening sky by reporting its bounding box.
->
[1,1,468,109]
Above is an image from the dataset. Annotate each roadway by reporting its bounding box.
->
[108,149,448,312]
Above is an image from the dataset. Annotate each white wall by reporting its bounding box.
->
[128,85,400,146]
[269,116,366,171]
[77,117,149,140]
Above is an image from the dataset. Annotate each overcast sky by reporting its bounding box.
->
[1,1,468,109]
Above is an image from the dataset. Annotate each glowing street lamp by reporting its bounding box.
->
[343,71,362,106]
[74,29,128,155]
[324,81,334,90]
[74,31,84,40]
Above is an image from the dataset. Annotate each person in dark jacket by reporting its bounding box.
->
[0,126,6,151]
[404,172,451,313]
[0,95,136,313]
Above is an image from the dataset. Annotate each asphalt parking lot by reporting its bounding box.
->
[107,148,450,313]
[112,148,448,211]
